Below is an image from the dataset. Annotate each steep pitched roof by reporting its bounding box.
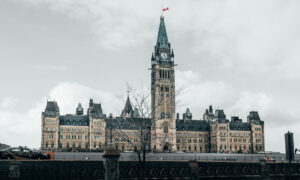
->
[156,16,169,49]
[106,117,151,130]
[122,96,133,115]
[76,103,83,115]
[176,119,209,132]
[59,115,89,126]
[45,101,59,112]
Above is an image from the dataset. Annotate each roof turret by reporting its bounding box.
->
[76,103,84,115]
[122,96,133,117]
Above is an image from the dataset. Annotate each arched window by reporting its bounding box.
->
[163,125,168,133]
[45,142,48,148]
[72,143,75,148]
[51,142,54,148]
[66,143,69,148]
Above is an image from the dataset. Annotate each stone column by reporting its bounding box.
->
[103,143,120,180]
[103,114,120,180]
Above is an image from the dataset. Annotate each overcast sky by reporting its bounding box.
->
[0,0,300,152]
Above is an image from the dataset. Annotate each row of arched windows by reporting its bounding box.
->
[159,69,173,79]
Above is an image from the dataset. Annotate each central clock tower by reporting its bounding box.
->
[151,16,176,152]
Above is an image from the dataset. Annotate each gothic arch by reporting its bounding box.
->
[162,142,172,153]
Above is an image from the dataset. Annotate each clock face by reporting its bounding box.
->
[160,52,168,60]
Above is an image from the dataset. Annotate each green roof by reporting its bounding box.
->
[156,16,169,49]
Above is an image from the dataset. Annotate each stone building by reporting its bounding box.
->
[41,16,264,153]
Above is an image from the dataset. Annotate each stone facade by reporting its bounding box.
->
[41,16,264,153]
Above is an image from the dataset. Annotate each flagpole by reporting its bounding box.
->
[161,0,163,17]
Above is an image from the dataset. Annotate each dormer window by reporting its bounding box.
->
[73,121,76,125]
[67,121,70,125]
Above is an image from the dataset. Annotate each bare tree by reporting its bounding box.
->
[112,83,184,178]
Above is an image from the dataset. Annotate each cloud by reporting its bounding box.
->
[13,0,157,50]
[176,70,300,152]
[32,65,67,71]
[10,0,300,78]
[0,75,299,152]
[0,97,20,110]
[2,0,300,153]
[0,82,121,148]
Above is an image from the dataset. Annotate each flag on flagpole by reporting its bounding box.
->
[163,7,169,12]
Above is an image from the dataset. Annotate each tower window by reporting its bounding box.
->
[163,125,168,133]
[159,70,162,79]
[161,86,164,92]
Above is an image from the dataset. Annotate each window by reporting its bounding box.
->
[176,139,180,143]
[193,139,197,143]
[163,125,168,133]
[188,139,192,143]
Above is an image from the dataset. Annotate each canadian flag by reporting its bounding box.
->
[163,7,169,12]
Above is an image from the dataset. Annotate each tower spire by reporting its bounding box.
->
[156,16,169,49]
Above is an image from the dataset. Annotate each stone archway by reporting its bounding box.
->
[162,143,171,153]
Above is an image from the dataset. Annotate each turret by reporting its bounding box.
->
[121,96,134,118]
[76,103,83,115]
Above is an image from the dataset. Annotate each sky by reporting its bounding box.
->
[0,0,300,152]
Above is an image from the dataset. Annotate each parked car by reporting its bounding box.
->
[0,146,50,160]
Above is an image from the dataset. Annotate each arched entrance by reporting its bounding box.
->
[162,143,171,153]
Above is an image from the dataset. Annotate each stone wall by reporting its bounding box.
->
[0,160,300,179]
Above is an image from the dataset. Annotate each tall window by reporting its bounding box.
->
[163,125,168,133]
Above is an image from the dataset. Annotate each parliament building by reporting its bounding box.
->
[41,16,265,153]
